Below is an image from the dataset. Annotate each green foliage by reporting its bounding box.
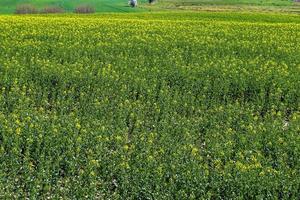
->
[0,12,299,198]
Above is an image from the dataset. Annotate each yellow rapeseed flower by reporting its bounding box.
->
[16,127,21,135]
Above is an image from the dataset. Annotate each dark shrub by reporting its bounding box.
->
[41,6,64,14]
[129,0,138,7]
[74,5,95,14]
[15,4,38,14]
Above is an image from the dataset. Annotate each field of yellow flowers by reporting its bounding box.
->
[0,12,299,198]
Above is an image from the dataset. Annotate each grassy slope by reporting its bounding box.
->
[0,0,149,13]
[0,0,298,13]
[161,0,294,6]
[145,0,300,13]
